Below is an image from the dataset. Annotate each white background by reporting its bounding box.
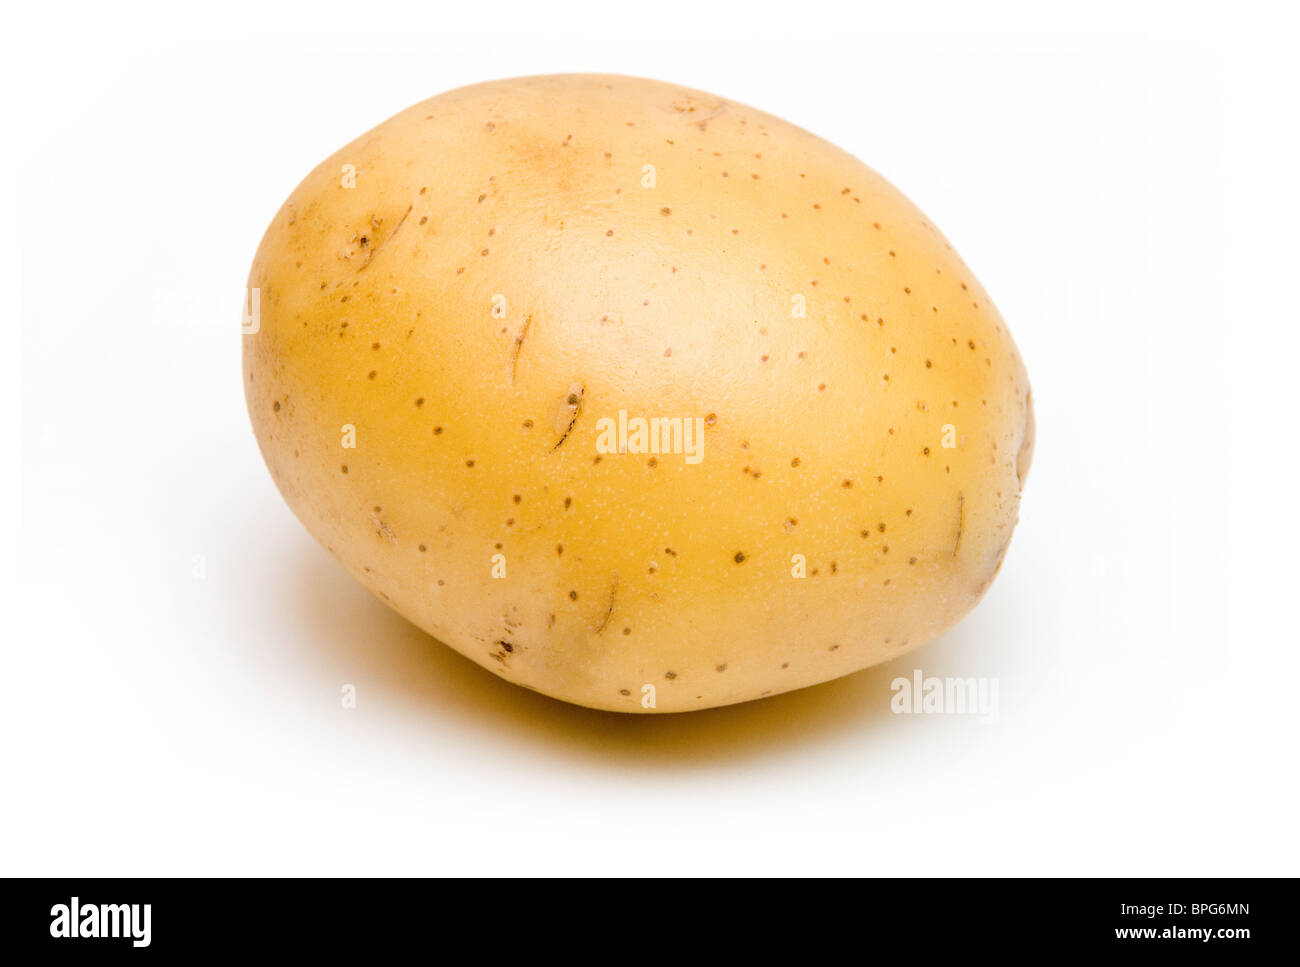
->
[3,1,1297,876]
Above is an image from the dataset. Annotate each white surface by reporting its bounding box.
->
[3,1,1297,876]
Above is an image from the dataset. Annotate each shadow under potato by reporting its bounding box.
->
[288,539,984,769]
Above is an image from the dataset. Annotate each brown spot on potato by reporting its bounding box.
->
[551,383,585,451]
[953,492,966,557]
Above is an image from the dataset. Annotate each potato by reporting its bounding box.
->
[244,74,1033,713]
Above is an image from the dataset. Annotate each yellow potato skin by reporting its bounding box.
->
[244,74,1033,713]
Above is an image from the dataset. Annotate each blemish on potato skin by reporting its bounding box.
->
[953,492,966,556]
[594,577,618,634]
[551,384,585,451]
